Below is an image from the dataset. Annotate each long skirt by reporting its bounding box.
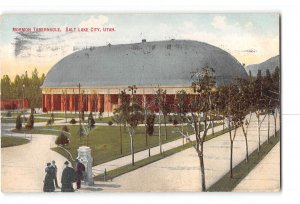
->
[43,179,55,192]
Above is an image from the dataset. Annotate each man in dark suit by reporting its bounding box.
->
[51,160,60,188]
[61,161,76,192]
[75,158,86,189]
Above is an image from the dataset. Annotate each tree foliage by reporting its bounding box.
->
[1,69,45,108]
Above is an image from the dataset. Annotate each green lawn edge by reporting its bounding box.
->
[1,136,30,148]
[207,131,280,192]
[94,127,233,181]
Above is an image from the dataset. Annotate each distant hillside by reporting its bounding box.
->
[245,55,280,76]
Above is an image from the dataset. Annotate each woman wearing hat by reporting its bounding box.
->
[43,162,55,192]
[61,161,76,192]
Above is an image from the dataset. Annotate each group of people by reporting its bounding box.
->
[43,159,86,192]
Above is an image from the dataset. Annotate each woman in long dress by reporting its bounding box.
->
[43,163,55,192]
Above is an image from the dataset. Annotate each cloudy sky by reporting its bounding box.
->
[0,13,279,78]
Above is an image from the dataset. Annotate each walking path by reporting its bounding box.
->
[83,114,280,192]
[91,124,224,176]
[1,132,71,192]
[233,142,280,192]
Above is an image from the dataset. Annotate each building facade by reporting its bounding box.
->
[41,40,248,113]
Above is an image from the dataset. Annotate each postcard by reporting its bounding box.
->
[0,13,280,192]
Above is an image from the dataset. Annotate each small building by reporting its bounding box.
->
[41,40,247,113]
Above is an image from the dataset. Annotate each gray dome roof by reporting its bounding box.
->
[42,40,248,88]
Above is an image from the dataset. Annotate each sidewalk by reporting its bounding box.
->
[91,124,224,176]
[233,142,280,192]
[83,114,280,192]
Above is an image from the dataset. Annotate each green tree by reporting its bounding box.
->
[15,114,22,130]
[114,87,144,165]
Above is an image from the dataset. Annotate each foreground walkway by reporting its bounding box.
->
[84,115,280,192]
[1,131,70,192]
[233,142,280,192]
[91,124,224,176]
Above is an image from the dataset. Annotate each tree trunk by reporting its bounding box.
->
[242,125,249,163]
[198,148,206,192]
[120,124,123,154]
[181,122,184,146]
[164,115,168,141]
[274,114,277,137]
[267,113,270,144]
[211,115,214,135]
[158,111,162,154]
[257,114,260,153]
[230,140,233,178]
[130,135,134,165]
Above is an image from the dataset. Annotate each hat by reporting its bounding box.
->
[64,161,69,165]
[47,162,51,166]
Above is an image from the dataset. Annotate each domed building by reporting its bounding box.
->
[41,39,247,113]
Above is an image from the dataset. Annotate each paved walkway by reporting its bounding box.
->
[1,125,71,192]
[83,114,280,192]
[91,124,224,176]
[233,142,280,192]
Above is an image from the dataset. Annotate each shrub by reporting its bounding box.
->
[26,113,34,129]
[88,112,95,128]
[173,118,178,126]
[55,133,69,146]
[62,125,69,133]
[146,114,156,136]
[6,111,12,117]
[15,114,22,130]
[108,121,113,126]
[46,119,54,126]
[70,118,77,124]
[55,125,71,145]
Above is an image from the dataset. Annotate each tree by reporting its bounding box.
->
[16,114,22,130]
[26,113,34,129]
[175,90,189,146]
[87,112,95,129]
[177,66,216,191]
[153,87,166,154]
[55,126,70,146]
[146,113,156,136]
[77,120,85,140]
[222,83,244,178]
[253,69,267,153]
[238,78,254,162]
[114,87,144,165]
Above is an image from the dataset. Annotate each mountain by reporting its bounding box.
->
[245,55,280,76]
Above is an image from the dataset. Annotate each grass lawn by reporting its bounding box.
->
[35,112,80,118]
[207,131,280,192]
[1,136,30,147]
[11,121,223,167]
[13,124,193,165]
[1,117,59,123]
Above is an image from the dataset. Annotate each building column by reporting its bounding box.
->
[88,95,91,112]
[142,94,147,108]
[51,94,54,112]
[104,94,112,113]
[118,94,122,107]
[97,95,102,112]
[79,94,83,112]
[61,94,64,112]
[69,95,73,112]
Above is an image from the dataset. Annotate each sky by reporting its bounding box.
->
[0,13,279,79]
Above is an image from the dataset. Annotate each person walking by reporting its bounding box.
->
[52,160,60,188]
[61,161,76,192]
[43,163,55,192]
[75,158,86,189]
